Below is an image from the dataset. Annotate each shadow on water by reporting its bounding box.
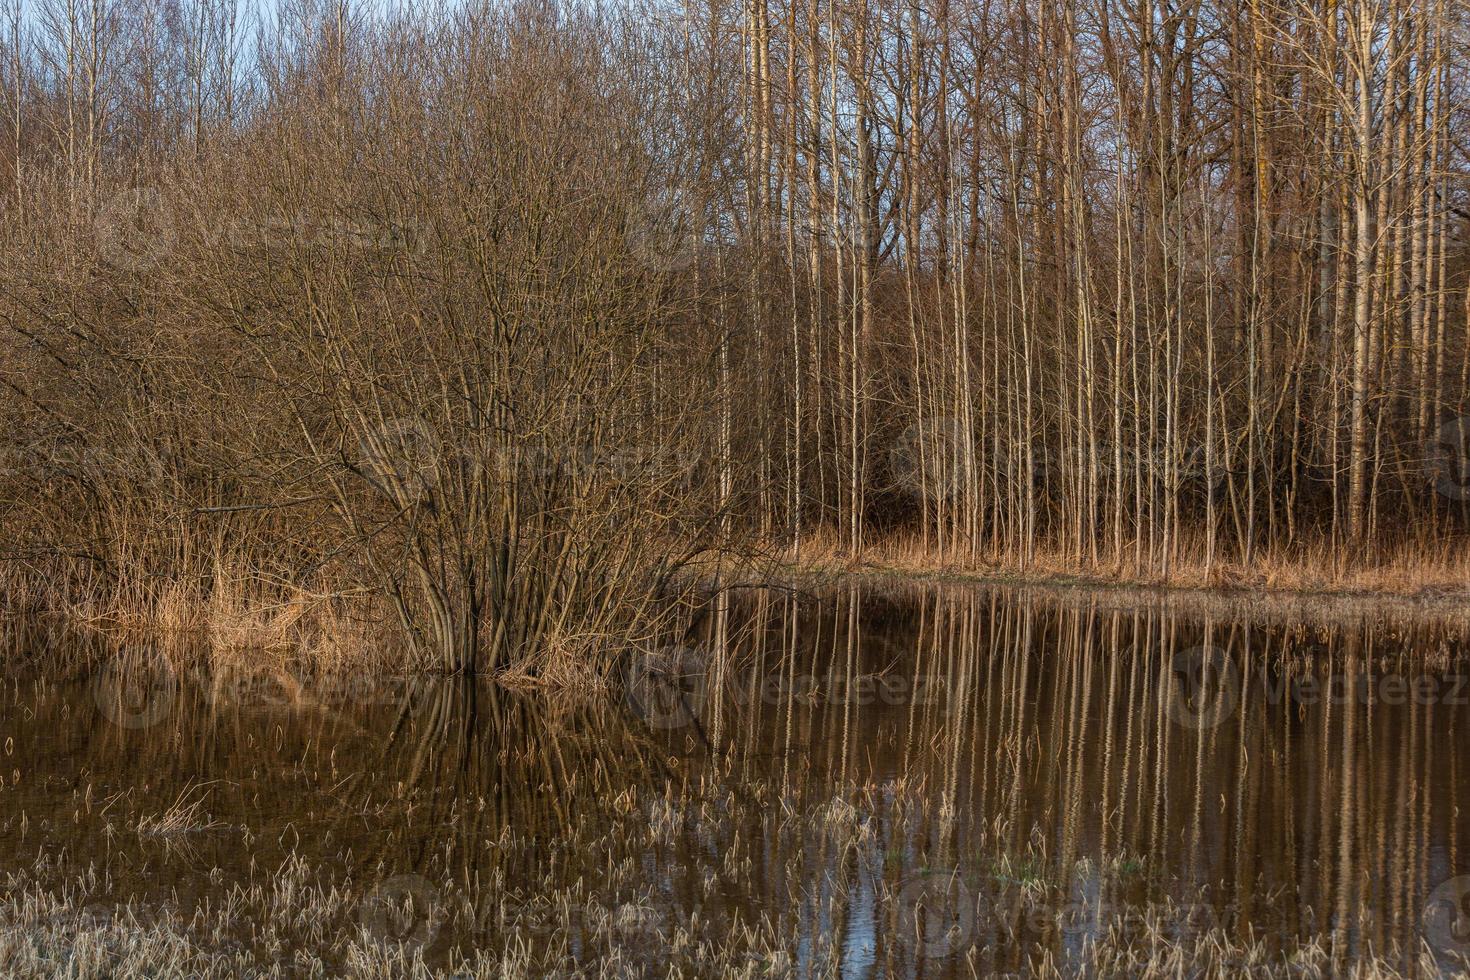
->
[4,583,1470,976]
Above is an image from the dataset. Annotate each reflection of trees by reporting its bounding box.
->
[696,584,1470,971]
[13,593,1470,973]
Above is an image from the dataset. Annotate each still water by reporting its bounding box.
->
[2,584,1469,977]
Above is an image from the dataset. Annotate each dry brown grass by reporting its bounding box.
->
[2,786,1459,980]
[135,782,226,840]
[0,557,400,674]
[784,526,1470,603]
[5,520,1464,679]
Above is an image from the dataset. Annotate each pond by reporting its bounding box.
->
[2,584,1469,977]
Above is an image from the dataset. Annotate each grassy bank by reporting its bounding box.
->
[3,524,1466,681]
[778,528,1470,608]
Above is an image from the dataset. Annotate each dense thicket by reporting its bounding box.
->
[0,0,1466,667]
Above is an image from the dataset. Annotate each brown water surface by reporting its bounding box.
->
[3,584,1469,976]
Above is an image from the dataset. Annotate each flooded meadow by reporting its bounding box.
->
[2,584,1469,977]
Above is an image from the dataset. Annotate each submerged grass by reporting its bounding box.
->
[134,783,227,841]
[1,776,1462,979]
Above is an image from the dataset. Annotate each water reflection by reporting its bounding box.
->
[3,584,1469,976]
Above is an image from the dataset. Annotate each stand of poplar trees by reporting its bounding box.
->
[0,0,1466,668]
[688,0,1469,572]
